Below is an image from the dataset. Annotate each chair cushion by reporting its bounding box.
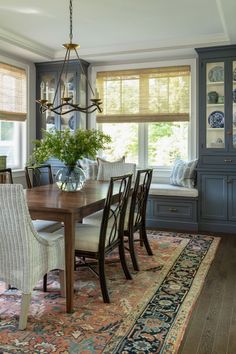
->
[32,220,61,233]
[149,183,198,197]
[75,224,102,252]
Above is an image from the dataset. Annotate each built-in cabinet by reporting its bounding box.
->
[196,45,236,233]
[35,59,89,139]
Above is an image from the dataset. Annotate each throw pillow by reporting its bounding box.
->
[169,159,198,188]
[96,156,125,180]
[97,161,136,181]
[78,158,98,180]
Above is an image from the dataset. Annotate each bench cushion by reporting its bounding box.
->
[149,183,198,198]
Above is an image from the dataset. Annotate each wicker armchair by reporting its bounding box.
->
[0,184,65,330]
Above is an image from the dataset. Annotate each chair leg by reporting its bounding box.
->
[119,242,132,280]
[43,274,47,292]
[128,231,140,271]
[19,293,31,330]
[98,256,110,303]
[59,270,66,297]
[140,224,153,256]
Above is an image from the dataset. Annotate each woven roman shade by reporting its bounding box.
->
[96,65,190,123]
[0,63,27,122]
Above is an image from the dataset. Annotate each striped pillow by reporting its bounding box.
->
[169,159,198,188]
[97,161,136,181]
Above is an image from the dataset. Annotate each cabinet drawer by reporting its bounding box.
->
[201,155,236,166]
[153,200,194,220]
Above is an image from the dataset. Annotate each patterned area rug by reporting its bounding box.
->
[0,231,220,354]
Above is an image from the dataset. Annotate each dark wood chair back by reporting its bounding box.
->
[124,168,153,271]
[128,169,153,231]
[0,168,13,184]
[25,164,54,189]
[99,173,133,253]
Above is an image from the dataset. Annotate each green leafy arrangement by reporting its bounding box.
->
[29,128,111,166]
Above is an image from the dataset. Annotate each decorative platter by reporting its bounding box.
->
[68,116,75,130]
[208,111,224,128]
[233,68,236,81]
[208,66,224,82]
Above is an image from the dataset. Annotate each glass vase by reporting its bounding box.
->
[55,165,86,192]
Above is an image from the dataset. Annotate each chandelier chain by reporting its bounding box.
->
[69,0,73,43]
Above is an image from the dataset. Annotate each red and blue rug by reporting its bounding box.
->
[0,231,220,353]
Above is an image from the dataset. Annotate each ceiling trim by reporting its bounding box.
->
[54,33,229,61]
[0,28,54,60]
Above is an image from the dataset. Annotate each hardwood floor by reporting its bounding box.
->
[178,234,236,354]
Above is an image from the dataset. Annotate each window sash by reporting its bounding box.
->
[0,62,27,122]
[96,65,190,123]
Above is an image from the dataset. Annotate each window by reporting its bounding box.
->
[0,62,27,169]
[96,65,191,167]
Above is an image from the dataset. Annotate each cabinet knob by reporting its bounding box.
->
[168,207,178,212]
[226,131,232,136]
[227,179,233,184]
[224,159,232,163]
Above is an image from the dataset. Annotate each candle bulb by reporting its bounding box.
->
[95,89,99,99]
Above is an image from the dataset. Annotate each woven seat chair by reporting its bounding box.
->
[83,169,153,271]
[0,184,65,330]
[73,174,133,303]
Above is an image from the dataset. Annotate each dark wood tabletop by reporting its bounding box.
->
[25,180,111,313]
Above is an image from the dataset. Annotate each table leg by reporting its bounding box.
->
[64,213,75,313]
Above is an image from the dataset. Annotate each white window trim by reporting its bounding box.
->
[0,53,36,172]
[89,58,197,183]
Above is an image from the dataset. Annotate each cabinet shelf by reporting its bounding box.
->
[207,81,224,85]
[207,104,224,107]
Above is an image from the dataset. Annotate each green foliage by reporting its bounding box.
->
[29,128,111,166]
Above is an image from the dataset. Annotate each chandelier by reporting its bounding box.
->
[36,0,102,116]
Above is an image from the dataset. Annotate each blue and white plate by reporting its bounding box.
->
[208,111,224,128]
[68,116,75,130]
[208,66,224,82]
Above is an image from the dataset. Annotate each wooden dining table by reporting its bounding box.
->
[25,180,113,313]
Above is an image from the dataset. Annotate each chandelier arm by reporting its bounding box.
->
[53,47,70,105]
[74,47,95,96]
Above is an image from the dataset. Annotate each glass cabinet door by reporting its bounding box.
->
[39,72,57,132]
[206,62,225,149]
[232,61,236,148]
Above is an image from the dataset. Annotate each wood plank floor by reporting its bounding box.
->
[178,234,236,354]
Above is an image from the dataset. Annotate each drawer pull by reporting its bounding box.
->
[224,159,232,163]
[168,207,178,212]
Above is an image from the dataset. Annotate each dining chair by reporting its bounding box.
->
[74,173,133,303]
[123,168,153,271]
[25,164,54,189]
[83,169,153,271]
[0,184,65,330]
[0,168,14,184]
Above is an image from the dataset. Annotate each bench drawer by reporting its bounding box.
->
[154,201,193,220]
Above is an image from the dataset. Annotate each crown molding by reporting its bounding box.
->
[0,27,54,60]
[54,33,229,63]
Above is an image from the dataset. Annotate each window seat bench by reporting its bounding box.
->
[146,183,198,232]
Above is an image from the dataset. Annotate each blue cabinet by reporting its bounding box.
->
[196,45,236,233]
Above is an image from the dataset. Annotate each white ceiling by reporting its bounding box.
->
[0,0,235,64]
